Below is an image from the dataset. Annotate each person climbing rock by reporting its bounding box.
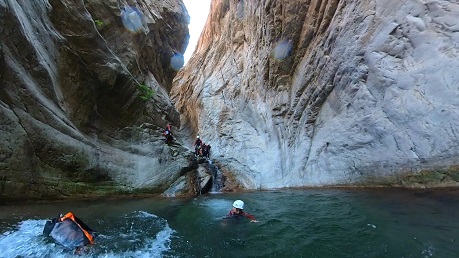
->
[200,143,211,158]
[166,123,172,133]
[194,135,202,155]
[163,123,174,145]
[201,143,207,157]
[225,200,259,223]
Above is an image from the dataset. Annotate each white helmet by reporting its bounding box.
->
[197,135,200,138]
[233,200,244,209]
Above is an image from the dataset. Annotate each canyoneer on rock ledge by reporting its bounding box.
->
[194,135,211,158]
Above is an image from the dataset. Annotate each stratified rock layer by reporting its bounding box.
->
[172,0,459,189]
[0,0,191,201]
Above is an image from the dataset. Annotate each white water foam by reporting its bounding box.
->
[0,219,68,258]
[96,225,174,258]
[0,211,176,258]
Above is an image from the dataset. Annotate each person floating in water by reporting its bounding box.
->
[43,212,96,254]
[226,200,259,223]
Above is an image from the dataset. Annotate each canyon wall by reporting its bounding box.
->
[0,0,194,201]
[172,0,459,189]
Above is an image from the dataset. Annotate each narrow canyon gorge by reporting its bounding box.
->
[1,0,459,201]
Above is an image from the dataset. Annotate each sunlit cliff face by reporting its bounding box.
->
[172,0,459,189]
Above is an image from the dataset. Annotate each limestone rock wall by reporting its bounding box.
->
[172,0,459,189]
[0,0,192,201]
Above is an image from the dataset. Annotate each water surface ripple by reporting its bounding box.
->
[1,188,458,257]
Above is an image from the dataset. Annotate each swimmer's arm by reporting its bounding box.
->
[244,213,259,223]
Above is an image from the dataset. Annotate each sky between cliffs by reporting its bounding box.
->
[182,0,211,63]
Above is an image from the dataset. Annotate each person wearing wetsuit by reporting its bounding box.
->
[194,135,202,155]
[226,200,259,222]
[164,123,174,144]
[205,143,211,158]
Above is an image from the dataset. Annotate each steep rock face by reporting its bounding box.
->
[0,0,192,201]
[163,160,214,197]
[172,0,459,189]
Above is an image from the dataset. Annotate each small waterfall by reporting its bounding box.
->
[208,160,224,193]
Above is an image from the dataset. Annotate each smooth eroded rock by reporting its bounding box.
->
[172,0,459,189]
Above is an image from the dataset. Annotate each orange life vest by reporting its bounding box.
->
[59,212,95,245]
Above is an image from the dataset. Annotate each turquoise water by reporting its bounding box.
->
[1,188,458,257]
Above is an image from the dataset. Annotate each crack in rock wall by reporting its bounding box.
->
[172,0,459,189]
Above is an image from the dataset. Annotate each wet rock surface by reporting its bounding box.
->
[163,160,214,197]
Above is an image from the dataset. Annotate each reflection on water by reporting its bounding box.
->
[1,188,459,257]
